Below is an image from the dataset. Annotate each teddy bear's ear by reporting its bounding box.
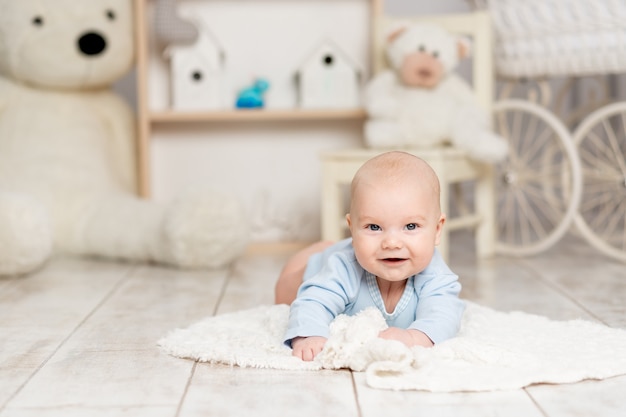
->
[457,36,473,59]
[386,26,407,43]
[384,20,411,44]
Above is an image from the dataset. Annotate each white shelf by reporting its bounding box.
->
[149,108,367,123]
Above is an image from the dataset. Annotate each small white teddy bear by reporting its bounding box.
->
[364,22,508,163]
[0,0,248,276]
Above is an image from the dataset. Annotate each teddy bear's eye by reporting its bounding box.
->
[32,16,44,26]
[432,51,439,58]
[106,10,116,21]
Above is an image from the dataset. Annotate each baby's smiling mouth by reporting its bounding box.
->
[382,258,406,263]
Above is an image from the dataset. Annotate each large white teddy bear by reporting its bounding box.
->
[0,0,249,276]
[364,22,508,163]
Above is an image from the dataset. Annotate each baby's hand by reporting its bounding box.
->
[291,336,327,361]
[378,327,434,348]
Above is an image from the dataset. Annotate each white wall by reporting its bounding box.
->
[116,0,624,241]
[147,0,375,242]
[111,0,477,243]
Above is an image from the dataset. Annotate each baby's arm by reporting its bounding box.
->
[378,328,434,348]
[408,260,465,345]
[284,251,361,360]
[291,336,328,361]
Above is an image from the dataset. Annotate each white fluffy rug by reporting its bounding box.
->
[158,302,626,392]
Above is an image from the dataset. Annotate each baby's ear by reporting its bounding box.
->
[457,36,472,59]
[345,213,352,229]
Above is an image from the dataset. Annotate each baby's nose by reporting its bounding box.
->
[381,232,402,249]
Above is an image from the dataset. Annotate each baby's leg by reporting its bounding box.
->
[274,240,334,305]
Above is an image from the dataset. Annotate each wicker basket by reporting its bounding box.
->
[474,0,626,78]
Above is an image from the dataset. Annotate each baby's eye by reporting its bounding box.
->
[405,223,418,230]
[367,224,381,231]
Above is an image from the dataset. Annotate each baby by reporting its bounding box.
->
[275,151,465,361]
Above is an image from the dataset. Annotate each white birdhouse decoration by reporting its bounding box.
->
[166,25,226,111]
[296,39,362,109]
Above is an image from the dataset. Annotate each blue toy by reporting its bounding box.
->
[235,78,270,109]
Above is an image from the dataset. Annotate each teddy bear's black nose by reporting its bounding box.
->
[78,31,107,56]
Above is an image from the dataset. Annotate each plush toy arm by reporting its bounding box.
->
[70,192,167,261]
[451,104,509,163]
[439,76,509,163]
[441,75,489,111]
[62,189,248,269]
[0,191,52,276]
[364,70,400,118]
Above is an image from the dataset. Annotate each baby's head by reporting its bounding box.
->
[346,151,445,281]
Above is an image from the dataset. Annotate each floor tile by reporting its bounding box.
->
[516,240,626,327]
[179,363,358,417]
[526,374,626,417]
[216,252,289,314]
[0,405,175,417]
[353,372,544,417]
[0,257,133,408]
[6,349,191,410]
[60,265,229,351]
[455,258,597,321]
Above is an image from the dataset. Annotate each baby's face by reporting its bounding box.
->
[347,178,444,282]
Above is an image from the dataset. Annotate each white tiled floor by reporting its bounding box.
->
[1,232,625,417]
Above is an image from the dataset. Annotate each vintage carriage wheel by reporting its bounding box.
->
[573,102,626,262]
[493,99,582,256]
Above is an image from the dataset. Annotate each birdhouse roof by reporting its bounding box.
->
[163,21,225,62]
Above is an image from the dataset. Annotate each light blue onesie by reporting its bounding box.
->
[284,238,465,347]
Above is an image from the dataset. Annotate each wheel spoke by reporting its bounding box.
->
[586,191,621,231]
[519,183,565,223]
[580,187,617,215]
[579,144,622,176]
[582,171,623,185]
[518,112,541,162]
[585,129,619,167]
[498,111,521,168]
[519,123,555,167]
[519,164,570,184]
[512,107,523,154]
[523,108,540,151]
[514,187,548,243]
[598,198,626,246]
[601,117,626,176]
[620,198,626,250]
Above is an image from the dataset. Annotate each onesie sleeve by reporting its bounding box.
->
[407,251,465,344]
[283,252,361,347]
